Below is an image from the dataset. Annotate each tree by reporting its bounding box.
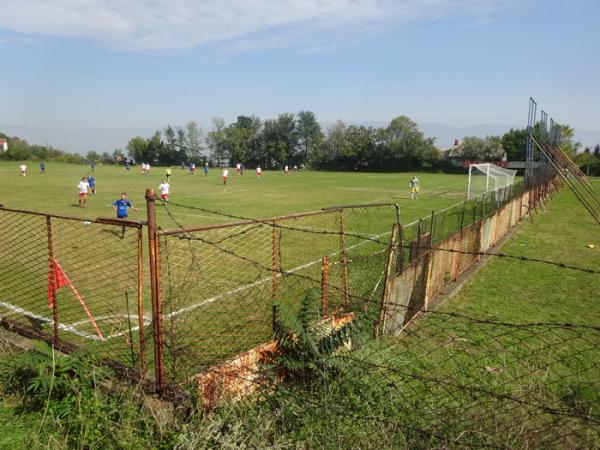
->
[501,128,528,161]
[127,136,149,163]
[160,125,178,164]
[385,116,438,170]
[113,148,125,164]
[185,121,203,161]
[296,111,324,167]
[206,117,228,166]
[594,144,600,158]
[454,136,503,161]
[262,114,298,168]
[86,151,101,162]
[320,120,347,169]
[559,124,580,158]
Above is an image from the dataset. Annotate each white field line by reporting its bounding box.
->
[1,229,392,342]
[155,209,232,221]
[0,300,102,341]
[161,228,392,321]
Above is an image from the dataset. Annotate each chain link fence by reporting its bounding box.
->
[156,203,400,384]
[0,206,147,375]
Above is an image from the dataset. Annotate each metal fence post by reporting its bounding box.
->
[136,226,146,376]
[146,188,164,391]
[321,256,329,318]
[377,224,399,338]
[46,216,59,345]
[271,222,280,302]
[338,209,350,308]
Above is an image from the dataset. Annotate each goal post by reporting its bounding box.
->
[467,163,517,199]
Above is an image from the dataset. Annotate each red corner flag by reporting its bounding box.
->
[47,259,105,340]
[47,259,69,308]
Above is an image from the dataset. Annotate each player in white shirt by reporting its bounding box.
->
[159,179,171,204]
[256,166,262,178]
[284,165,289,175]
[77,177,90,207]
[236,162,241,174]
[19,163,27,177]
[222,168,229,185]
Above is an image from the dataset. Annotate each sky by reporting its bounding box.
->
[1,0,599,153]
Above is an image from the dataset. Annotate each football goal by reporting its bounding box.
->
[467,163,517,199]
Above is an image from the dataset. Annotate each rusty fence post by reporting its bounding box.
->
[271,222,280,302]
[46,216,59,345]
[338,209,350,308]
[146,188,164,392]
[377,224,399,338]
[321,256,329,318]
[136,226,146,376]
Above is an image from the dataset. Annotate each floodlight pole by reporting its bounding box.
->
[485,163,490,193]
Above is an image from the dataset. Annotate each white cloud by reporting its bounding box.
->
[0,0,502,51]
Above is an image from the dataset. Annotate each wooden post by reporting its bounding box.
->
[146,188,164,392]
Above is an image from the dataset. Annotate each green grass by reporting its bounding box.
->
[0,161,469,227]
[0,168,598,448]
[226,183,599,449]
[0,161,474,374]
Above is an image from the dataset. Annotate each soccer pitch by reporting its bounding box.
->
[0,161,477,374]
[0,162,470,227]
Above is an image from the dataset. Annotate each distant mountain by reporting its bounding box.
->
[2,123,599,155]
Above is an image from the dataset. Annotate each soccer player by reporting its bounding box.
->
[409,175,420,200]
[236,162,241,174]
[284,165,289,175]
[77,177,89,207]
[112,193,139,238]
[203,162,209,176]
[165,167,172,181]
[19,163,27,177]
[222,167,229,185]
[39,162,46,174]
[87,174,97,194]
[159,179,170,204]
[256,166,262,178]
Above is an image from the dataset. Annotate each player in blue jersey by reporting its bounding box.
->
[112,193,139,238]
[87,174,96,194]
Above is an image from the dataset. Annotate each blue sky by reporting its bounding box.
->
[1,0,599,152]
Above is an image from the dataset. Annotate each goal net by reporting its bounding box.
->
[467,163,517,199]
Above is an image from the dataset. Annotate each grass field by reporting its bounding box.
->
[0,165,598,448]
[204,182,600,449]
[0,161,478,374]
[0,161,470,228]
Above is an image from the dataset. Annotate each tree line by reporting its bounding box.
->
[126,113,443,171]
[4,114,595,173]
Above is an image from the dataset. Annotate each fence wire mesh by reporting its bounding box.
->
[0,174,598,449]
[0,207,146,374]
[157,203,399,383]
